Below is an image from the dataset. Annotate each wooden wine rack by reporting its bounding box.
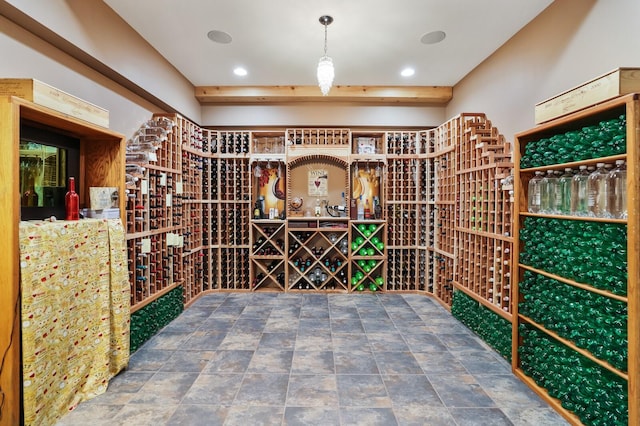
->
[123,118,514,307]
[176,118,212,303]
[383,130,430,292]
[125,115,183,310]
[218,141,251,290]
[428,121,456,305]
[454,114,514,317]
[427,113,514,311]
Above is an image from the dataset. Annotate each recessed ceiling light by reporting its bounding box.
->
[401,68,415,77]
[207,30,232,44]
[421,30,446,45]
[233,67,248,76]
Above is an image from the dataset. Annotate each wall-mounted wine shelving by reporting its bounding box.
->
[123,117,513,308]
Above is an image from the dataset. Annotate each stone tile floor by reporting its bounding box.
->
[56,293,568,425]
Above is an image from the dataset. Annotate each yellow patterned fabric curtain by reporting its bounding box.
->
[19,219,130,426]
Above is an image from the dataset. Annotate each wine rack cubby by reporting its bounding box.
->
[287,219,350,291]
[350,221,386,292]
[250,220,287,291]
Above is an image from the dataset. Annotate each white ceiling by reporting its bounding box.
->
[103,0,554,88]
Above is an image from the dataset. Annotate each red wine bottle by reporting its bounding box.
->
[65,177,79,220]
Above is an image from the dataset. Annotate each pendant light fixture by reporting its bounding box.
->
[317,15,334,96]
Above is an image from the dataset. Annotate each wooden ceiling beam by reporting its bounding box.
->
[195,85,452,105]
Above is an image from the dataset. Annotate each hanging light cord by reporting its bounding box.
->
[323,21,328,56]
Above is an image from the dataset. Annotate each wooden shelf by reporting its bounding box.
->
[519,314,628,380]
[513,94,638,425]
[518,264,628,303]
[519,211,627,224]
[520,153,626,172]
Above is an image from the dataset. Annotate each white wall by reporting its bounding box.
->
[201,103,446,128]
[446,0,640,139]
[0,14,160,138]
[0,0,201,125]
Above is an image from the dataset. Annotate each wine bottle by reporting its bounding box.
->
[65,177,80,220]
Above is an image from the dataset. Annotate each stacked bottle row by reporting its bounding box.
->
[432,253,454,305]
[206,248,219,290]
[519,217,627,295]
[425,251,434,292]
[203,158,219,200]
[182,202,204,253]
[220,159,250,201]
[218,131,250,155]
[385,131,419,156]
[219,248,250,290]
[527,160,627,219]
[183,250,205,301]
[454,114,514,313]
[519,324,628,426]
[129,286,184,353]
[514,96,638,424]
[286,128,351,146]
[457,233,512,312]
[126,169,180,234]
[458,174,513,238]
[386,204,421,246]
[182,121,205,151]
[519,270,627,371]
[219,203,250,246]
[205,203,218,245]
[450,291,512,361]
[178,117,209,304]
[127,233,181,306]
[181,150,203,200]
[386,249,426,291]
[386,158,420,202]
[432,205,455,254]
[433,153,455,203]
[215,132,251,291]
[428,122,456,305]
[419,157,431,202]
[520,115,626,168]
